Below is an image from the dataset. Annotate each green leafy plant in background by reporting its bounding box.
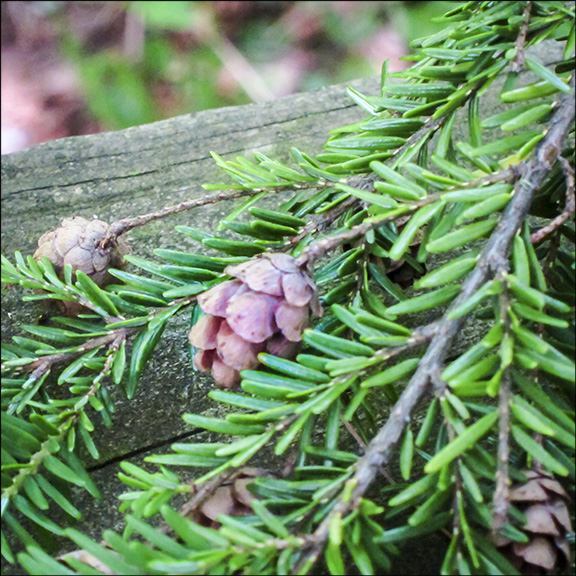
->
[58,1,236,129]
[2,1,575,575]
[52,1,456,130]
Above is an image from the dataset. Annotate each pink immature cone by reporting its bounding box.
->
[189,252,321,388]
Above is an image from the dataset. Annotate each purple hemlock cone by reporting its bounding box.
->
[189,252,322,388]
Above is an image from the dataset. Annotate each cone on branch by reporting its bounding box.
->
[189,252,322,389]
[34,217,131,286]
[189,467,273,528]
[495,469,573,575]
[33,217,131,314]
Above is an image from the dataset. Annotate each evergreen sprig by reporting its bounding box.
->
[2,1,575,574]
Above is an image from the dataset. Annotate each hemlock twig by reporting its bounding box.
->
[295,201,423,267]
[294,75,575,573]
[294,162,523,267]
[512,1,533,73]
[287,194,359,247]
[2,328,129,376]
[160,414,300,538]
[530,156,575,244]
[21,330,118,378]
[104,186,297,241]
[2,295,197,376]
[492,276,512,535]
[492,366,512,534]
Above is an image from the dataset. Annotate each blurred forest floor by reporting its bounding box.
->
[1,1,454,153]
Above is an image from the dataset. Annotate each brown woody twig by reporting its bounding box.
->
[2,328,129,378]
[492,277,512,535]
[530,156,575,244]
[511,1,533,73]
[104,186,296,242]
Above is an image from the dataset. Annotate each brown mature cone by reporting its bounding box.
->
[189,467,273,529]
[189,252,322,389]
[495,469,573,575]
[33,217,131,314]
[34,216,131,286]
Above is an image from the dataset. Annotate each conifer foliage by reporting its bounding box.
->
[2,2,575,574]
